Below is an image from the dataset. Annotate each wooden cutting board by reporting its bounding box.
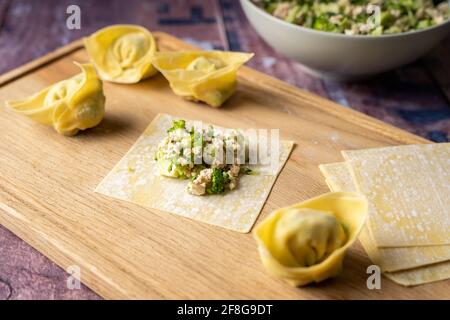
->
[0,32,446,299]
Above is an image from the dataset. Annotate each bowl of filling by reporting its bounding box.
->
[241,0,450,80]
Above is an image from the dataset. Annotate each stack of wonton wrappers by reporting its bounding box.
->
[319,143,450,286]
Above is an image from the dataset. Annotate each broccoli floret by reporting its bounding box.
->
[206,168,230,194]
[167,119,186,133]
[174,164,190,179]
[240,167,254,175]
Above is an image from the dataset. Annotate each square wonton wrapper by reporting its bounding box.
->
[319,163,450,272]
[342,143,450,247]
[319,162,450,286]
[96,113,294,233]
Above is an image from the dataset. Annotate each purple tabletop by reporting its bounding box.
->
[0,0,449,300]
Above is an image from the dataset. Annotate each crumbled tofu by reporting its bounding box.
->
[256,0,450,35]
[273,2,292,20]
[197,168,213,183]
[157,119,248,195]
[187,168,213,196]
[188,181,206,196]
[229,165,240,177]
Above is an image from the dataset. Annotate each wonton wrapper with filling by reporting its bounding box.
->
[152,51,254,107]
[84,24,158,83]
[95,113,294,233]
[254,192,368,286]
[5,62,105,136]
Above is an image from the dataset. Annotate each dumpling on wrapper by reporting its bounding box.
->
[5,62,105,136]
[254,192,368,286]
[152,51,254,107]
[84,24,158,83]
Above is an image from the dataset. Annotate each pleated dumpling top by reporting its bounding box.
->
[254,192,368,286]
[152,51,254,107]
[84,25,158,83]
[6,62,105,136]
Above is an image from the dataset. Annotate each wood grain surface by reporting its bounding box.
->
[0,0,449,142]
[1,32,448,299]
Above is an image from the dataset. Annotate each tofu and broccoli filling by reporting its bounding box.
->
[253,0,450,35]
[155,119,252,196]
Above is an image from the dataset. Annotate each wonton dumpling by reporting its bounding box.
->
[152,51,254,107]
[84,25,158,83]
[271,209,347,268]
[5,62,105,136]
[254,192,368,286]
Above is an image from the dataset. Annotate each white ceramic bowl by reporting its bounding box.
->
[241,0,450,80]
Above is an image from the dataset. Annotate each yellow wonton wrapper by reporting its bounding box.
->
[254,192,368,286]
[5,62,105,136]
[319,162,450,287]
[84,24,158,83]
[95,113,294,233]
[152,51,254,107]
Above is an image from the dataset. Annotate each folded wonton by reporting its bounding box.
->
[84,25,158,83]
[152,51,254,107]
[5,62,105,136]
[254,192,368,286]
